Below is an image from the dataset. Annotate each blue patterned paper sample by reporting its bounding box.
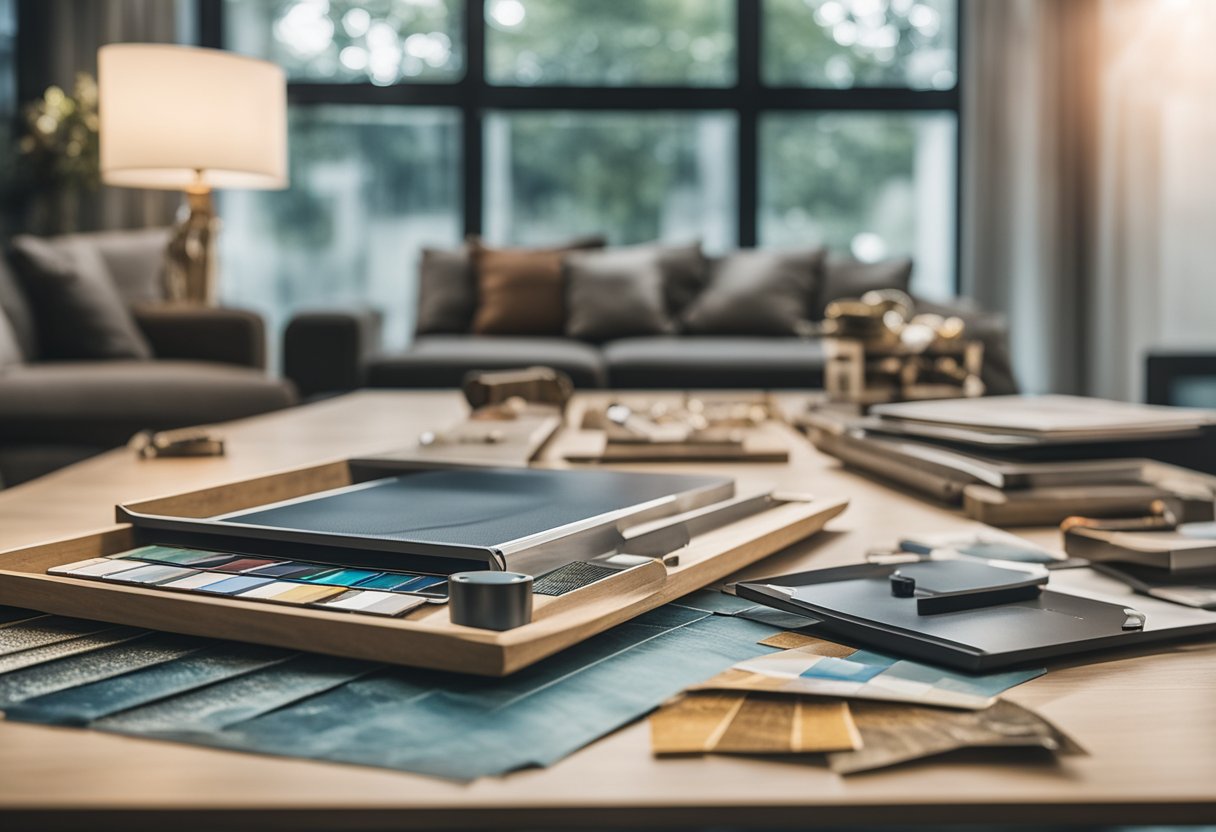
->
[203,602,781,780]
[5,643,293,725]
[0,616,119,657]
[800,657,890,683]
[880,660,1044,696]
[0,633,209,709]
[0,626,149,675]
[0,593,784,781]
[96,653,378,735]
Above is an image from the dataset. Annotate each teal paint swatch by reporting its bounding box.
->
[353,573,420,591]
[302,569,384,587]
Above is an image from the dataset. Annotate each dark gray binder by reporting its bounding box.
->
[737,561,1216,671]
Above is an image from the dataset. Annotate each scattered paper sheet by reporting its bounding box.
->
[829,698,1085,774]
[698,633,1044,710]
[650,691,861,755]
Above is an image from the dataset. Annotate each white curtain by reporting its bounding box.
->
[962,0,1216,401]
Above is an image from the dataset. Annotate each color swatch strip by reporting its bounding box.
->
[46,545,445,620]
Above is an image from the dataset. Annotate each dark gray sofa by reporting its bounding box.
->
[283,248,1016,399]
[0,229,297,487]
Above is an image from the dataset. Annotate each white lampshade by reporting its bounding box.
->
[99,44,287,191]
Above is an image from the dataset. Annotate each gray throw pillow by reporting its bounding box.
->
[0,256,38,360]
[679,248,825,336]
[9,235,153,361]
[564,245,682,342]
[415,245,474,335]
[817,255,914,317]
[0,308,21,370]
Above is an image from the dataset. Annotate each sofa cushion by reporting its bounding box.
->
[366,335,607,389]
[564,245,682,342]
[416,236,608,337]
[680,248,824,336]
[0,360,296,446]
[0,254,38,360]
[415,246,476,336]
[10,235,153,360]
[604,336,826,390]
[79,227,171,303]
[0,308,20,370]
[472,241,596,337]
[817,255,914,316]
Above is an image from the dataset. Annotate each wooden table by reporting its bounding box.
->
[1,391,1213,829]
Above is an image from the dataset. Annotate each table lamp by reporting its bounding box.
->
[98,44,287,304]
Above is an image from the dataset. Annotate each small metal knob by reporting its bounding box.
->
[890,573,917,597]
[448,571,533,631]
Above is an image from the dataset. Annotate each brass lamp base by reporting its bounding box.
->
[165,187,219,304]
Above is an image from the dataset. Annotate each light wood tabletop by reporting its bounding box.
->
[1,391,1214,830]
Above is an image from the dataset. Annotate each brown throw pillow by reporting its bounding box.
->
[9,235,153,360]
[680,248,825,336]
[470,238,604,336]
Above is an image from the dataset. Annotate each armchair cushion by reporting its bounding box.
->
[78,227,171,303]
[9,234,153,360]
[0,256,37,360]
[133,304,267,369]
[0,360,295,447]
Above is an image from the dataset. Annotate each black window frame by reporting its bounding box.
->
[199,0,963,290]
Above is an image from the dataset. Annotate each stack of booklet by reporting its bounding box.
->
[1064,521,1216,609]
[803,395,1216,526]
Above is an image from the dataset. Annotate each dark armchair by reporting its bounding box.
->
[0,230,296,487]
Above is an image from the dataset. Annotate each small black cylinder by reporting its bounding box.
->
[448,571,534,631]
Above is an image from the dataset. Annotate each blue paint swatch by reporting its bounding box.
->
[800,657,889,683]
[353,573,420,591]
[394,576,445,593]
[244,562,321,579]
[195,576,275,595]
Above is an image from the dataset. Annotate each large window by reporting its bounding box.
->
[208,0,960,348]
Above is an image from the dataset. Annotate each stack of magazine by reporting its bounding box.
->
[802,395,1216,526]
[1064,521,1216,609]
